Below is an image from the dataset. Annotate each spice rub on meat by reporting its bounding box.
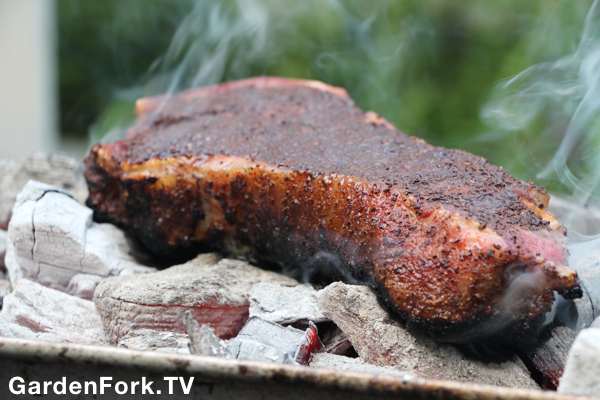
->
[84,77,581,341]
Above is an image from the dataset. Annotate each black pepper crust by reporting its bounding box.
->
[120,79,545,236]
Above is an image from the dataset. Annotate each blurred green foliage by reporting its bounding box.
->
[58,0,592,186]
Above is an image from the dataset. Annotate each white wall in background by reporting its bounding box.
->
[0,0,57,160]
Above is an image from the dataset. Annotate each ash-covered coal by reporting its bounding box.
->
[0,154,87,229]
[249,282,326,325]
[66,274,106,301]
[318,282,538,388]
[93,253,297,347]
[225,317,321,365]
[118,329,190,354]
[184,314,229,357]
[185,314,322,365]
[558,328,600,396]
[5,181,155,298]
[0,279,105,345]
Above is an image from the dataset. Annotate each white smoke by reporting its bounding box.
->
[482,0,600,240]
[143,0,270,95]
[89,0,272,143]
[100,0,407,126]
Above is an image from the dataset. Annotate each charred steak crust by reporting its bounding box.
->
[85,77,580,341]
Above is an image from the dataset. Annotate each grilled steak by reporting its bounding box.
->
[85,77,581,341]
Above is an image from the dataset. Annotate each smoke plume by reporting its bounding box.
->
[483,0,600,239]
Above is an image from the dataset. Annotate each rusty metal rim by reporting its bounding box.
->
[0,338,589,400]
